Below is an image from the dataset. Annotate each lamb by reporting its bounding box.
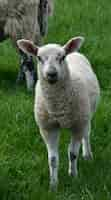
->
[0,0,54,91]
[17,36,100,189]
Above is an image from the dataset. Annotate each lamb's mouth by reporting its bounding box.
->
[47,76,58,84]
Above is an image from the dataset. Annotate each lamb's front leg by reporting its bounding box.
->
[68,134,81,177]
[40,127,60,190]
[68,122,93,177]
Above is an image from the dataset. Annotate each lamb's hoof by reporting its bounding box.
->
[27,87,34,93]
[83,152,93,160]
[68,169,78,177]
[49,180,58,191]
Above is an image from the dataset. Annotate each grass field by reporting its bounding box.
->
[0,0,111,199]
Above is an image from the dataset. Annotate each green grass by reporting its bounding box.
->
[0,0,111,199]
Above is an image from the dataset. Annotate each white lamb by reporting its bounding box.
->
[17,37,100,189]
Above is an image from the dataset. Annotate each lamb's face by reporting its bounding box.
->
[37,45,66,84]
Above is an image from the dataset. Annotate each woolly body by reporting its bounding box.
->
[0,0,41,43]
[35,50,100,132]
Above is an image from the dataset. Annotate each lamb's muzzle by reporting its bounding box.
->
[46,70,58,84]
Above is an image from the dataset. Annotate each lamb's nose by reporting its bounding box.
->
[47,71,58,84]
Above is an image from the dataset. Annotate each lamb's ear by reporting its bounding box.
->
[64,37,84,55]
[17,39,38,56]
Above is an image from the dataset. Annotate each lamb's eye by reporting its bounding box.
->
[37,56,43,63]
[59,55,66,63]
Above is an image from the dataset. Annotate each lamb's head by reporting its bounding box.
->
[17,37,84,84]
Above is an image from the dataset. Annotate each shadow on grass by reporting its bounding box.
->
[0,67,17,81]
[0,67,28,94]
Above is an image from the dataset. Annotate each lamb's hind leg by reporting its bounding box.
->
[40,127,60,190]
[82,122,93,160]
